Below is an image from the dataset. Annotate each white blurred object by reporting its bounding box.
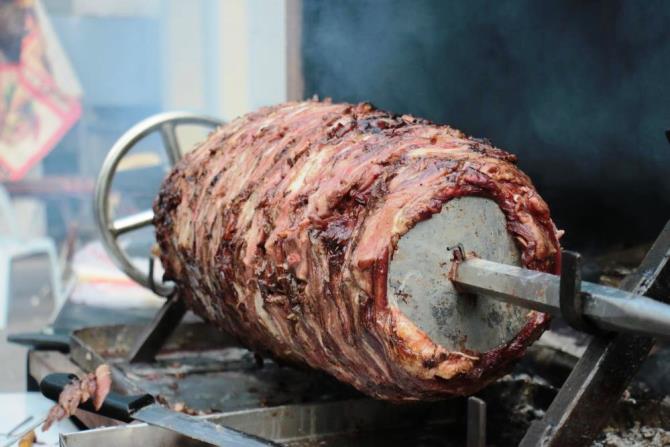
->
[161,0,288,119]
[0,185,64,329]
[70,241,163,309]
[0,392,78,447]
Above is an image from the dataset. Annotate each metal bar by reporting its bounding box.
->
[467,397,486,447]
[159,123,182,166]
[582,281,670,337]
[110,209,154,237]
[6,416,33,436]
[520,220,670,447]
[453,257,670,339]
[1,417,44,447]
[453,259,558,314]
[128,297,187,363]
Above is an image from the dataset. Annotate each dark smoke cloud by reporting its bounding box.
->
[302,0,670,251]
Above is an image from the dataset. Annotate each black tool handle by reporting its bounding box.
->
[40,373,155,423]
[7,332,70,352]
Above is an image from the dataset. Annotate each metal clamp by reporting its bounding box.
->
[94,112,223,297]
[449,243,467,262]
[559,250,599,334]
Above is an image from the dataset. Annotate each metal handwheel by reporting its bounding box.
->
[94,112,223,297]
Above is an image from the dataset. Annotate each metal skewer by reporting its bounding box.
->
[452,256,670,339]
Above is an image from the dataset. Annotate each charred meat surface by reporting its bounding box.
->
[154,100,561,400]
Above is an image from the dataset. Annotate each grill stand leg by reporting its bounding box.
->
[520,220,670,446]
[128,295,187,363]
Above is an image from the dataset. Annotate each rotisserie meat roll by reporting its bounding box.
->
[154,99,561,400]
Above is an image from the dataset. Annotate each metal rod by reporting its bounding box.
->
[5,416,32,436]
[1,418,44,447]
[453,257,670,339]
[159,123,182,166]
[110,209,154,237]
[467,397,486,447]
[520,219,670,446]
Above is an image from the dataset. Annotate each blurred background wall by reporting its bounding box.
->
[302,0,670,252]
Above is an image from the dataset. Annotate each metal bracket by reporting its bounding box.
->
[521,220,670,446]
[127,255,187,363]
[128,294,187,363]
[559,250,599,334]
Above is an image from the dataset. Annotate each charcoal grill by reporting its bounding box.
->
[17,113,670,446]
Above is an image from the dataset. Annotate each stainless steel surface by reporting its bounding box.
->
[133,404,279,446]
[60,398,465,447]
[94,112,222,297]
[204,399,458,443]
[453,257,670,339]
[388,196,528,352]
[453,258,558,314]
[59,425,205,447]
[111,210,155,237]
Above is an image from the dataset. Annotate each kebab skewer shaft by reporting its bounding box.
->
[452,257,670,339]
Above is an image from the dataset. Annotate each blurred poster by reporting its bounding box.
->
[0,0,81,180]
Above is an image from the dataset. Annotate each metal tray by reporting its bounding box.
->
[58,373,561,447]
[59,398,466,447]
[64,323,562,445]
[69,323,360,413]
[64,323,471,445]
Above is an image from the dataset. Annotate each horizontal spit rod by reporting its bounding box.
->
[452,258,670,339]
[111,209,154,236]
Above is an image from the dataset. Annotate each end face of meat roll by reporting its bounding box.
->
[154,99,562,400]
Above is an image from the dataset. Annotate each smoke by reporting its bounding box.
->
[302,0,670,250]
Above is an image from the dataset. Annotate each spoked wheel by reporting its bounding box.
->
[93,112,223,297]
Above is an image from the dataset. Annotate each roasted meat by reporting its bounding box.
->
[43,364,112,430]
[154,100,561,400]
